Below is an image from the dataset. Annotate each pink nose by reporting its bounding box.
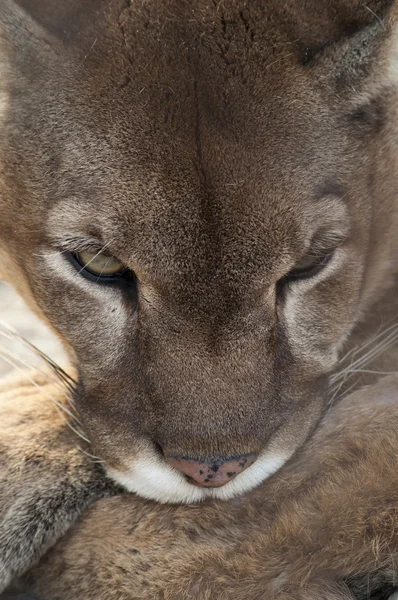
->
[166,453,258,487]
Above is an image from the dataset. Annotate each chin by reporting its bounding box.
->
[106,449,291,504]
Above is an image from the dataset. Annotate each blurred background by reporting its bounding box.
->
[0,281,66,378]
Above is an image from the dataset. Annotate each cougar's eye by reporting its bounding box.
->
[283,251,333,281]
[68,250,130,282]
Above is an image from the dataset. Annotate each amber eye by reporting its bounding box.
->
[284,252,333,281]
[68,250,130,282]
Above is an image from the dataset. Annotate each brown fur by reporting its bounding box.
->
[0,0,398,504]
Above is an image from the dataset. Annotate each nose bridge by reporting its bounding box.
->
[150,339,271,458]
[147,227,258,332]
[165,274,246,334]
[138,287,275,456]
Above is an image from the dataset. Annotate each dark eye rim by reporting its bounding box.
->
[281,252,333,284]
[65,251,134,284]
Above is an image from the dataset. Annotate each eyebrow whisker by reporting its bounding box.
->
[75,242,111,276]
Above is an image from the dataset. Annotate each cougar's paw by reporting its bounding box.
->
[0,370,116,593]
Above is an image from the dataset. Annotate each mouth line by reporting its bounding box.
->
[183,474,236,487]
[106,449,291,504]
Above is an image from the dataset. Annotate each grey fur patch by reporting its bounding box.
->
[0,371,118,594]
[0,473,114,592]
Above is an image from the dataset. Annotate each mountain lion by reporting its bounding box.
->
[0,0,397,501]
[1,0,398,598]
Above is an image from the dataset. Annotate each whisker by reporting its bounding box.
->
[76,242,111,276]
[328,321,398,408]
[77,445,104,464]
[342,369,398,376]
[362,3,386,30]
[0,338,74,394]
[0,341,66,384]
[0,319,99,456]
[349,328,398,369]
[0,321,76,388]
[95,254,114,283]
[331,326,398,384]
[337,319,398,365]
[51,401,92,446]
[343,333,398,377]
[0,351,84,426]
[0,353,90,445]
[0,344,77,418]
[328,374,350,406]
[327,376,361,412]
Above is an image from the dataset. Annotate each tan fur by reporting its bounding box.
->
[0,371,118,592]
[0,356,395,599]
[1,1,398,595]
[0,281,397,598]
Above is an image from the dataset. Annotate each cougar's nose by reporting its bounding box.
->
[166,453,259,487]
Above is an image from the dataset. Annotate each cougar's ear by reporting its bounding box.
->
[283,0,395,46]
[282,0,396,72]
[284,0,398,96]
[11,0,107,43]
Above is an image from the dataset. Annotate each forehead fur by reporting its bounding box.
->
[0,0,392,298]
[0,0,394,296]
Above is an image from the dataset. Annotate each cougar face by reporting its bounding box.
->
[0,0,398,503]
